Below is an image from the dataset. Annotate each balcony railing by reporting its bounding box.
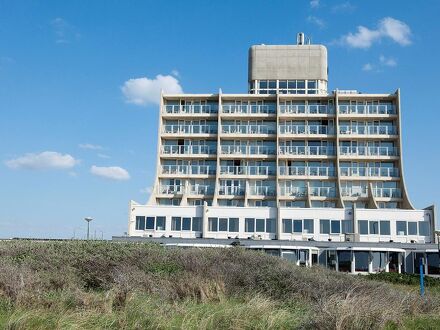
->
[280,187,307,197]
[161,165,216,175]
[221,125,276,135]
[159,185,184,194]
[339,146,399,157]
[341,187,368,197]
[163,124,218,134]
[219,186,245,196]
[279,125,334,135]
[339,125,397,135]
[163,104,218,114]
[279,166,335,176]
[279,104,334,115]
[161,145,217,155]
[309,187,337,198]
[221,145,276,156]
[188,185,215,195]
[220,165,276,176]
[338,104,395,115]
[222,104,276,115]
[249,186,276,196]
[279,146,335,156]
[373,188,402,198]
[340,167,399,177]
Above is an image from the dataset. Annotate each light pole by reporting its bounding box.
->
[84,217,93,240]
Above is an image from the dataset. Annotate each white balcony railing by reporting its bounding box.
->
[338,104,395,115]
[219,186,245,196]
[161,165,215,175]
[279,104,334,115]
[279,187,307,197]
[221,125,276,135]
[278,146,335,156]
[220,145,276,156]
[249,186,276,196]
[222,104,276,115]
[309,187,337,198]
[220,165,276,176]
[339,146,399,157]
[339,167,399,177]
[188,185,215,195]
[159,185,184,194]
[161,145,217,155]
[163,104,218,114]
[373,188,402,198]
[279,166,335,176]
[339,125,397,135]
[341,187,369,197]
[279,125,334,135]
[163,124,218,134]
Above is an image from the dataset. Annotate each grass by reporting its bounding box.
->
[0,240,439,329]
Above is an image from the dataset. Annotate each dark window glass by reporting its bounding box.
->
[293,220,302,233]
[396,221,407,235]
[135,216,145,230]
[331,220,340,234]
[369,221,379,235]
[297,80,305,88]
[259,81,268,89]
[380,221,390,235]
[419,222,430,236]
[171,217,181,231]
[219,218,228,231]
[256,219,265,232]
[337,251,351,272]
[408,222,418,235]
[266,218,276,233]
[287,80,296,88]
[320,219,330,234]
[268,80,276,89]
[359,220,368,235]
[304,219,314,233]
[307,80,316,89]
[245,218,255,232]
[208,217,218,232]
[156,216,166,230]
[341,220,353,234]
[229,218,239,232]
[182,217,191,231]
[192,217,202,231]
[146,217,155,230]
[279,80,287,89]
[283,219,292,233]
[355,252,369,272]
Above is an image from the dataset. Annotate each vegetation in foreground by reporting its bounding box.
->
[0,240,439,329]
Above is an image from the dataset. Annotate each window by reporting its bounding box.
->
[408,222,418,235]
[419,221,430,236]
[304,219,314,234]
[192,217,202,231]
[369,221,379,235]
[146,217,155,230]
[229,218,239,232]
[182,217,191,231]
[359,220,368,235]
[283,219,292,233]
[256,219,265,232]
[245,218,255,232]
[320,219,330,234]
[355,251,369,272]
[396,221,407,235]
[156,216,166,230]
[341,220,353,234]
[219,218,228,231]
[266,218,276,233]
[293,220,302,233]
[208,217,218,232]
[135,216,145,230]
[171,217,181,231]
[380,221,390,235]
[331,220,340,234]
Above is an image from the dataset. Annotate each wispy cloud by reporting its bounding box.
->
[307,16,326,29]
[90,165,130,180]
[121,74,183,106]
[362,63,374,71]
[310,0,320,8]
[97,153,110,159]
[331,2,355,13]
[379,54,397,67]
[362,55,398,72]
[50,17,80,44]
[79,143,104,150]
[171,69,180,77]
[5,151,79,170]
[338,17,412,49]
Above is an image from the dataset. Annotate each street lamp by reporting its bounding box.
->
[84,217,93,240]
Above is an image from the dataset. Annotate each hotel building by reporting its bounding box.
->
[121,34,439,275]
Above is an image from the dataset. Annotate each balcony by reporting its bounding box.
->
[339,146,399,157]
[279,125,334,135]
[161,145,217,155]
[222,104,276,115]
[279,166,335,177]
[161,165,216,176]
[159,185,184,195]
[338,104,395,115]
[339,125,397,136]
[279,146,335,156]
[220,165,276,176]
[309,187,337,198]
[188,185,215,195]
[221,145,276,156]
[163,104,218,115]
[221,125,276,135]
[373,188,402,198]
[280,187,307,197]
[340,167,399,178]
[162,124,218,135]
[249,186,276,196]
[341,187,368,198]
[219,186,245,196]
[279,104,334,115]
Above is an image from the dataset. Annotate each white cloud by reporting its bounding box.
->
[121,74,183,106]
[79,143,103,150]
[362,63,374,71]
[90,165,130,180]
[310,0,320,8]
[5,151,79,170]
[331,2,355,13]
[50,17,80,44]
[171,69,180,77]
[307,16,325,29]
[340,17,412,49]
[379,55,397,67]
[97,153,110,159]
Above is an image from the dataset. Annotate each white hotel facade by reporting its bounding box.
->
[121,34,439,275]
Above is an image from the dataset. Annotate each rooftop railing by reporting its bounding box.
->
[222,104,276,115]
[339,125,397,135]
[338,104,395,115]
[221,124,276,135]
[220,145,276,156]
[163,104,218,114]
[161,145,217,155]
[163,124,218,134]
[339,146,399,157]
[279,124,334,135]
[279,145,335,156]
[279,104,334,115]
[279,166,335,177]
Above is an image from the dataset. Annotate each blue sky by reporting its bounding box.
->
[1,0,439,238]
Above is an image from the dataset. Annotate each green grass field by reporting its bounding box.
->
[0,240,439,329]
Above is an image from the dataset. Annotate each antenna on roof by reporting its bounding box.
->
[297,32,311,45]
